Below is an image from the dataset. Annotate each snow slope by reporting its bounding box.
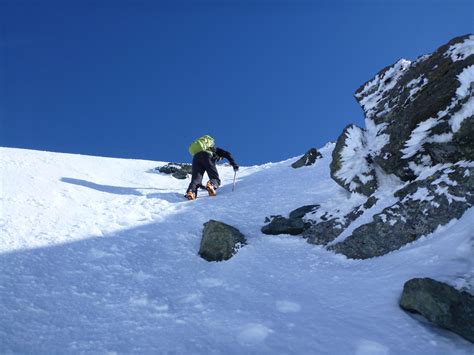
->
[1,147,473,353]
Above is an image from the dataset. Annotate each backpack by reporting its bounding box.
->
[188,135,215,156]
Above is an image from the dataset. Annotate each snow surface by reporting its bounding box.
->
[1,147,473,353]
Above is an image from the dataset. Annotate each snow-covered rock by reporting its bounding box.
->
[355,34,474,181]
[330,162,473,259]
[304,196,378,245]
[330,124,378,196]
[307,34,474,260]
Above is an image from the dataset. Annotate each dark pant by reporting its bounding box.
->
[187,151,221,194]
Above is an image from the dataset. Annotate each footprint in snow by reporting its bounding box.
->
[355,340,389,355]
[275,300,301,313]
[237,323,273,345]
[88,247,113,259]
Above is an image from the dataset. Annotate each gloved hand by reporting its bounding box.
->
[233,165,239,172]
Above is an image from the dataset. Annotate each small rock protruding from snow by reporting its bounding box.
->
[291,148,322,169]
[261,205,319,236]
[156,163,192,179]
[199,220,247,262]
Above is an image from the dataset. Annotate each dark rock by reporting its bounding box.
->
[261,216,311,236]
[291,148,322,169]
[304,219,346,245]
[289,205,320,219]
[400,278,474,343]
[261,205,319,236]
[199,220,247,262]
[304,196,377,245]
[172,170,189,180]
[354,34,474,181]
[156,163,192,180]
[330,124,378,196]
[330,163,473,259]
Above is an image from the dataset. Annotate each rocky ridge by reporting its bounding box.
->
[261,34,474,344]
[268,34,474,259]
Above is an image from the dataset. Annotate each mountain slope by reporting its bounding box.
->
[1,146,472,353]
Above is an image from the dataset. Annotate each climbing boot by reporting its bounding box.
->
[185,191,196,200]
[206,181,217,197]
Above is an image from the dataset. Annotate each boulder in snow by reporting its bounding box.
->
[262,216,310,236]
[291,148,322,169]
[156,163,192,180]
[400,278,474,343]
[261,205,318,236]
[199,220,247,262]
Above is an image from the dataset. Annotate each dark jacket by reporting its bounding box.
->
[212,147,237,168]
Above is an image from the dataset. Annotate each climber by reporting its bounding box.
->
[185,135,239,200]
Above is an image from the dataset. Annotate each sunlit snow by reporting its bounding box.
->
[0,147,473,353]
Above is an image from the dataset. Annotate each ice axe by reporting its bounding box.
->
[232,171,237,192]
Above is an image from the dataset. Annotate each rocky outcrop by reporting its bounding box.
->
[400,278,474,343]
[199,220,246,262]
[264,35,474,260]
[261,205,318,235]
[156,163,192,179]
[331,34,473,193]
[330,162,473,259]
[291,148,322,169]
[324,34,474,258]
[330,124,378,196]
[304,197,377,245]
[356,35,474,181]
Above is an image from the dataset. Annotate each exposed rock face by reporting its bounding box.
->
[304,197,377,245]
[261,205,318,236]
[199,220,246,262]
[264,35,474,260]
[400,278,474,343]
[355,34,474,182]
[324,34,474,258]
[331,34,473,192]
[330,124,378,196]
[330,162,473,259]
[291,148,322,169]
[156,163,192,180]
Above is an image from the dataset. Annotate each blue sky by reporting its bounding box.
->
[1,0,473,165]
